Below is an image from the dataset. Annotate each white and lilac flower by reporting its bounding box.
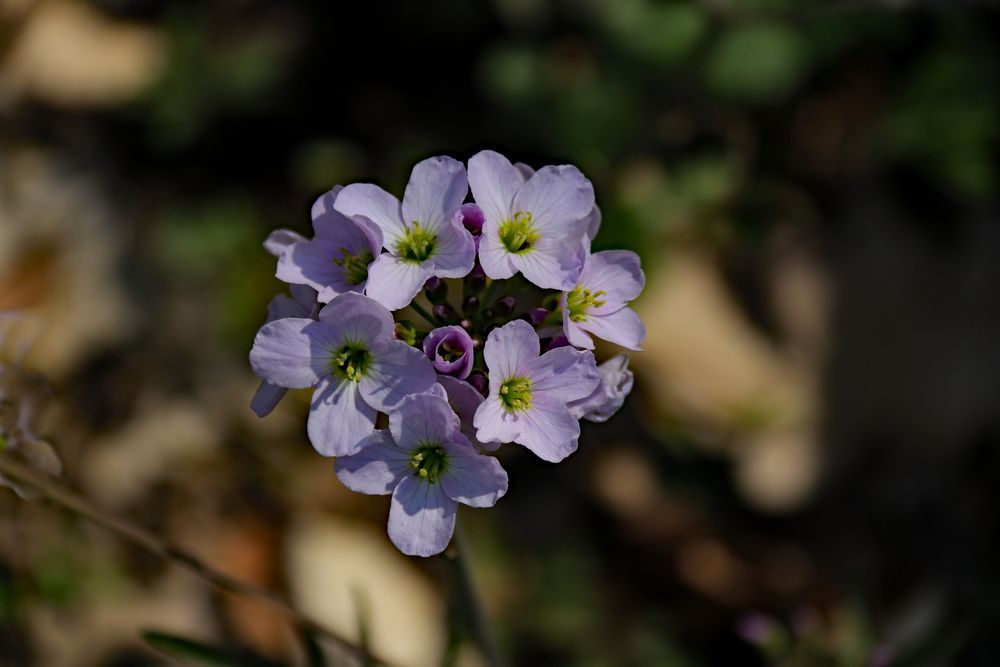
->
[514,161,601,241]
[423,325,475,379]
[561,245,646,351]
[334,156,476,310]
[468,150,594,291]
[473,320,600,462]
[437,375,498,452]
[250,284,319,417]
[335,391,508,557]
[568,354,634,423]
[276,186,382,303]
[249,292,436,456]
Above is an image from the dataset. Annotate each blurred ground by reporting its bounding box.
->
[2,1,1000,665]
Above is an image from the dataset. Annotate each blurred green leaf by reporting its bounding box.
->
[479,45,541,103]
[704,20,807,103]
[600,0,707,65]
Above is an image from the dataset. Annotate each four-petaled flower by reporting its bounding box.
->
[474,320,600,462]
[335,390,508,556]
[469,150,595,290]
[250,284,318,417]
[249,292,436,456]
[561,246,646,351]
[568,354,634,423]
[335,157,476,310]
[276,186,382,303]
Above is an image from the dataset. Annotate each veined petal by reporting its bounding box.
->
[440,438,508,508]
[477,225,517,280]
[562,304,595,350]
[579,250,645,310]
[583,204,601,240]
[264,229,305,257]
[307,377,377,456]
[509,234,583,290]
[316,292,393,343]
[360,339,436,412]
[430,222,476,278]
[334,430,410,494]
[527,346,600,403]
[266,293,310,321]
[513,162,535,179]
[514,396,581,463]
[388,392,460,451]
[249,318,340,388]
[277,239,366,300]
[364,253,433,311]
[472,396,521,445]
[579,306,646,351]
[467,150,524,227]
[482,320,539,389]
[402,156,468,234]
[250,381,287,418]
[513,164,594,238]
[334,183,406,247]
[388,475,457,557]
[437,375,496,450]
[568,354,633,423]
[289,284,319,313]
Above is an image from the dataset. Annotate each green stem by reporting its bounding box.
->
[448,522,503,667]
[408,300,437,327]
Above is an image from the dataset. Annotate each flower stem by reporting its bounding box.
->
[408,299,437,327]
[448,522,504,667]
[0,455,393,667]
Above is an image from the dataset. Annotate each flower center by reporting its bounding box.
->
[437,339,465,362]
[566,286,606,322]
[499,376,533,412]
[395,222,436,263]
[333,247,374,285]
[410,443,449,483]
[499,211,539,254]
[331,343,371,382]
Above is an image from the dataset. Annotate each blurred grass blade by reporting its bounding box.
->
[142,629,285,667]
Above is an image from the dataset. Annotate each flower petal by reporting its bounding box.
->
[388,391,460,450]
[477,225,517,280]
[307,377,376,456]
[249,318,340,388]
[266,293,311,321]
[359,339,437,412]
[277,239,364,300]
[430,222,476,278]
[526,346,600,403]
[264,229,305,257]
[440,438,508,507]
[483,320,539,389]
[568,354,633,422]
[509,233,583,290]
[579,306,646,351]
[514,396,581,463]
[583,204,601,240]
[467,150,524,227]
[561,304,595,350]
[315,291,393,344]
[364,253,434,311]
[423,326,474,379]
[334,430,410,494]
[472,395,521,446]
[388,475,457,557]
[401,156,468,234]
[579,250,645,309]
[437,375,496,450]
[512,164,594,239]
[334,183,406,247]
[250,381,287,417]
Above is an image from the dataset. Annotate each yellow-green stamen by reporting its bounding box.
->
[333,247,374,285]
[410,443,449,483]
[498,211,539,254]
[331,343,371,382]
[499,376,533,412]
[395,221,437,263]
[565,285,606,322]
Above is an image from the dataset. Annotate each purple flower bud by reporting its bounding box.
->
[464,261,487,293]
[526,307,549,326]
[467,371,488,397]
[546,334,570,350]
[423,326,475,379]
[462,295,480,318]
[481,308,494,321]
[433,303,458,323]
[423,277,448,305]
[496,296,515,317]
[453,203,484,235]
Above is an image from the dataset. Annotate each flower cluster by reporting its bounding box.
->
[250,151,645,556]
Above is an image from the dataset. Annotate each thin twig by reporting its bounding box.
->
[0,456,393,667]
[448,523,504,667]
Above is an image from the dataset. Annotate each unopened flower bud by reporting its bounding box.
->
[433,303,458,323]
[462,295,479,318]
[464,262,487,294]
[467,371,488,397]
[423,277,449,305]
[496,296,515,318]
[546,334,570,350]
[526,307,548,326]
[481,308,494,321]
[394,320,417,346]
[453,203,484,235]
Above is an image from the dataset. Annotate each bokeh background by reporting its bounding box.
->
[3,0,1000,665]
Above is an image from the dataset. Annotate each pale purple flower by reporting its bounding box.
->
[249,292,435,457]
[335,391,508,557]
[264,228,305,257]
[561,245,646,351]
[276,186,382,303]
[473,320,600,462]
[514,161,601,240]
[568,354,634,423]
[423,325,474,379]
[250,284,319,418]
[454,203,484,251]
[334,156,476,310]
[469,150,595,290]
[437,375,498,452]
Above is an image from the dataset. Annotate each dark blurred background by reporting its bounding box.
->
[2,0,1000,665]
